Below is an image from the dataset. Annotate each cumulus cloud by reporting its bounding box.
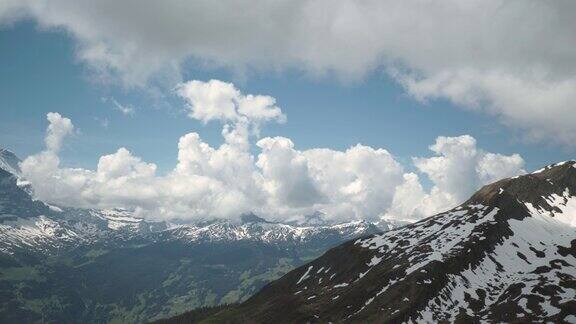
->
[20,113,78,204]
[1,1,575,143]
[301,145,405,221]
[96,148,156,181]
[405,135,526,217]
[382,135,526,221]
[45,112,74,152]
[177,80,285,141]
[414,135,482,203]
[256,137,323,209]
[20,88,526,224]
[477,153,525,185]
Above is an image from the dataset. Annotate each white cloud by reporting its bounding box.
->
[177,79,285,125]
[19,113,78,204]
[301,144,405,221]
[177,80,240,123]
[177,79,286,149]
[406,135,526,216]
[96,148,156,181]
[476,152,524,185]
[1,1,575,144]
[45,112,74,152]
[414,135,481,203]
[386,173,431,221]
[20,84,526,224]
[256,137,324,209]
[396,69,576,145]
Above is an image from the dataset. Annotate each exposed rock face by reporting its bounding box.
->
[201,161,576,323]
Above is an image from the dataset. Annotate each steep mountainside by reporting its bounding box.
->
[0,149,21,177]
[200,161,576,323]
[0,152,385,323]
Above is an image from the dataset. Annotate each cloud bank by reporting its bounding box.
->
[20,80,525,224]
[1,0,576,144]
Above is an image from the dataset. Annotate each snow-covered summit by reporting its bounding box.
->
[163,218,379,245]
[0,163,384,254]
[0,148,21,177]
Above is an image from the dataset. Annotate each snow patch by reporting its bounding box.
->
[297,266,313,285]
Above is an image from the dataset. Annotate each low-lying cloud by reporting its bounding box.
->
[20,80,526,224]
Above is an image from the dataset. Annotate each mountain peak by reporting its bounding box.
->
[239,212,270,224]
[531,160,576,175]
[0,148,21,176]
[466,160,576,215]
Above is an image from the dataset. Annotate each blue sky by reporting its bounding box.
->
[1,22,571,175]
[1,2,574,223]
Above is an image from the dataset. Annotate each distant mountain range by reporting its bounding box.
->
[176,161,576,323]
[0,148,394,323]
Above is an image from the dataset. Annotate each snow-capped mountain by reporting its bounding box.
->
[198,161,576,323]
[0,148,386,323]
[162,218,379,245]
[0,149,383,253]
[0,163,381,253]
[0,166,165,253]
[0,148,21,177]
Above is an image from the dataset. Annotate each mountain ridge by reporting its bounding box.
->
[0,149,389,323]
[0,153,387,254]
[192,161,576,323]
